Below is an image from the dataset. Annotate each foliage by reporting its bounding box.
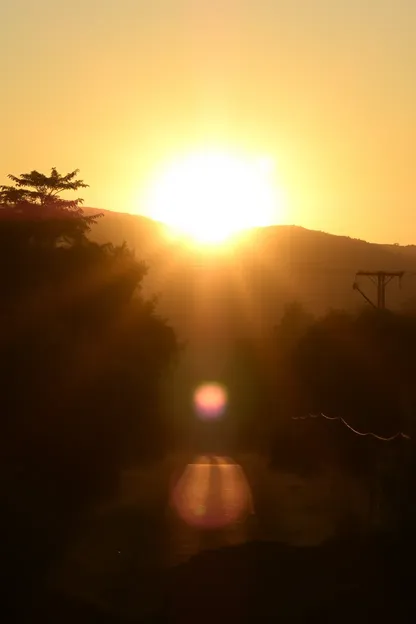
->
[266,303,416,529]
[0,167,101,246]
[0,167,179,589]
[3,164,416,589]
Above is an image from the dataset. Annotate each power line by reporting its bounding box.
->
[292,412,411,441]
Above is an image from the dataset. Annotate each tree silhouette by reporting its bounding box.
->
[0,167,101,246]
[274,301,315,355]
[0,167,179,591]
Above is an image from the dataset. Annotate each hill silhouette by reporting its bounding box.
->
[86,208,416,341]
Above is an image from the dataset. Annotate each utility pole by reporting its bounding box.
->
[352,271,404,310]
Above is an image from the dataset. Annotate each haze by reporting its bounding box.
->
[2,0,416,243]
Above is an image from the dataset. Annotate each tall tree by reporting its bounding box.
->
[0,166,179,601]
[0,167,101,246]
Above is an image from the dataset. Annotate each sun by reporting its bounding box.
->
[143,149,284,245]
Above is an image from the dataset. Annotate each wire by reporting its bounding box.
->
[292,412,411,441]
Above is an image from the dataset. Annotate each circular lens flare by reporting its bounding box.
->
[193,382,228,421]
[171,455,254,530]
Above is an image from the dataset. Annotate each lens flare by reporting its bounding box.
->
[193,382,228,420]
[171,455,254,530]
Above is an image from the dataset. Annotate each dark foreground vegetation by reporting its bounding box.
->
[36,536,416,623]
[0,169,179,616]
[2,168,416,621]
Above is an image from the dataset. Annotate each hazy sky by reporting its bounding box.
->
[2,0,416,243]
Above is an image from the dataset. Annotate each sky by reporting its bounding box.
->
[1,0,416,244]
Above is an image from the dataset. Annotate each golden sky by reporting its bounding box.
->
[1,0,416,244]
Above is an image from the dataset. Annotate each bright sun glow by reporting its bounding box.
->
[144,150,284,245]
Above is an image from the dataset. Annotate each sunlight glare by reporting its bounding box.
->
[144,150,284,245]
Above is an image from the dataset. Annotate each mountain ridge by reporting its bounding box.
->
[84,208,416,340]
[85,207,416,263]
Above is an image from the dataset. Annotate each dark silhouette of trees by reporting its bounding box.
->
[291,308,415,438]
[0,167,101,246]
[4,167,416,611]
[266,302,416,530]
[0,168,178,596]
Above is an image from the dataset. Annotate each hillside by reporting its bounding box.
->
[86,208,416,341]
